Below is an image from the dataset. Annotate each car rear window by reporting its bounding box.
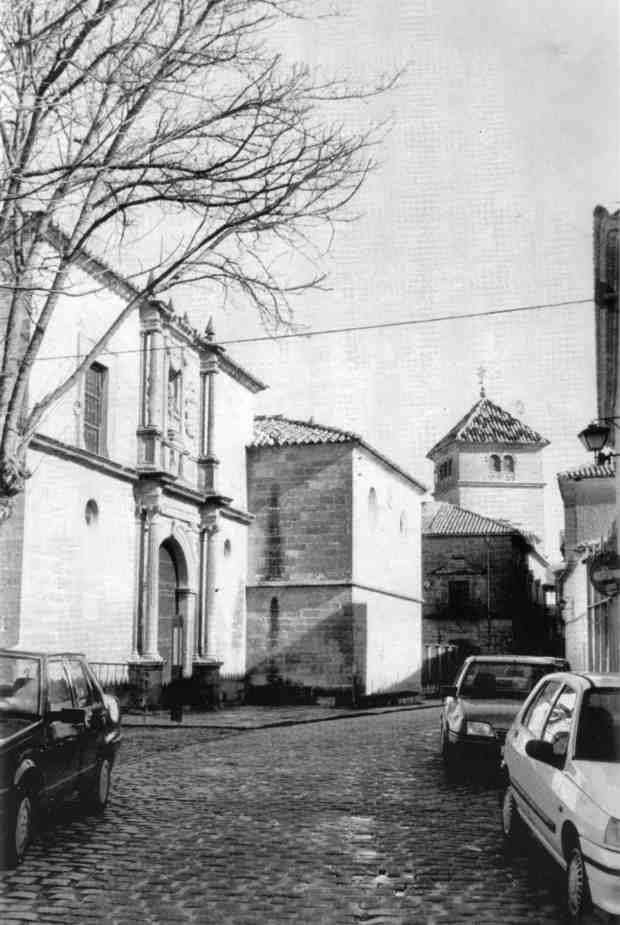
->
[575,689,620,762]
[459,661,561,700]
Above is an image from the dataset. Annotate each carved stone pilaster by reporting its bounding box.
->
[197,511,220,661]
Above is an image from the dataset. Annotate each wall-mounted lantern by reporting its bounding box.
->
[578,419,620,466]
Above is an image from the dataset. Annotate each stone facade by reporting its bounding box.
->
[2,248,265,701]
[422,524,554,657]
[246,420,426,697]
[557,463,617,672]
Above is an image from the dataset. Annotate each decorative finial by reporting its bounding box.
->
[477,364,486,398]
[205,316,215,342]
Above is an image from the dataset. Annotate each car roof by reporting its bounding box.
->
[464,655,567,665]
[529,670,620,690]
[572,671,620,688]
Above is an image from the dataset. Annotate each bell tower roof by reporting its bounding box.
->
[427,396,549,461]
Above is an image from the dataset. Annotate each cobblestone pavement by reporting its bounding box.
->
[0,708,611,924]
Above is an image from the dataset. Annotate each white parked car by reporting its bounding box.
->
[501,671,620,921]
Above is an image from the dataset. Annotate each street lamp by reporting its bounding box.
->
[578,419,620,466]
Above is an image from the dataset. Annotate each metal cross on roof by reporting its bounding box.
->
[477,364,487,398]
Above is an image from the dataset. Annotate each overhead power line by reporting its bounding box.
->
[32,296,592,363]
[220,297,593,346]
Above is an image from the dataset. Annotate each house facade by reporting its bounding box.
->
[565,204,620,673]
[422,500,558,660]
[246,415,426,698]
[0,246,265,702]
[557,461,616,671]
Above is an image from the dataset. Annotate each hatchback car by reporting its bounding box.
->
[440,654,570,769]
[0,649,121,867]
[501,671,620,920]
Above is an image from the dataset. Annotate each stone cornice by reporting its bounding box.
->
[247,579,423,605]
[220,504,254,525]
[43,221,269,394]
[218,353,267,394]
[31,433,137,483]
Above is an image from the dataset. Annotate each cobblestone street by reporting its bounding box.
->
[0,707,603,924]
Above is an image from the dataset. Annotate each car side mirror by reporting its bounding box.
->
[525,738,556,765]
[440,684,457,699]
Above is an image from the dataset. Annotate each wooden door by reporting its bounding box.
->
[158,545,178,684]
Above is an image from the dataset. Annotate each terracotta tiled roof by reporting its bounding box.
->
[251,415,355,446]
[250,415,427,493]
[422,501,520,537]
[427,396,548,459]
[557,461,615,481]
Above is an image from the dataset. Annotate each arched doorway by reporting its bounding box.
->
[158,540,184,684]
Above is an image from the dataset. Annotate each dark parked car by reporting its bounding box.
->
[0,649,121,867]
[439,654,570,769]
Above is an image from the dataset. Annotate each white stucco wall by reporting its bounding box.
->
[562,559,590,671]
[215,366,256,510]
[351,447,424,600]
[30,262,140,466]
[213,515,248,674]
[352,587,422,695]
[19,450,136,660]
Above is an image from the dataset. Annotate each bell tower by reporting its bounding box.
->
[426,391,549,545]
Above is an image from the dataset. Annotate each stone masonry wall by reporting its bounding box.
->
[422,534,524,652]
[246,585,354,689]
[247,443,353,583]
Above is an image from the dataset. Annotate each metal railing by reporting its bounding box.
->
[90,662,130,687]
[421,644,459,696]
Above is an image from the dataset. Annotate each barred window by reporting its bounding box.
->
[84,363,108,455]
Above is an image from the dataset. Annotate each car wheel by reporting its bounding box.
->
[82,757,112,814]
[500,785,523,848]
[440,722,451,762]
[440,722,459,776]
[566,842,591,921]
[3,788,33,868]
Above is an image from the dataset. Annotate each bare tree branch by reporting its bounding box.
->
[0,0,398,499]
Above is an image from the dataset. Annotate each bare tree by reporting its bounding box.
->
[0,0,392,511]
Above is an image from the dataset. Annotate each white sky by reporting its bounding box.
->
[159,1,620,559]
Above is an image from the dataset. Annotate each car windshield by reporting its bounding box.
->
[459,661,559,700]
[0,654,41,717]
[575,689,620,762]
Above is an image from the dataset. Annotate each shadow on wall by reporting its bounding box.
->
[246,605,422,707]
[247,605,353,690]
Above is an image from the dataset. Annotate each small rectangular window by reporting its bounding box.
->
[448,580,469,609]
[84,363,108,455]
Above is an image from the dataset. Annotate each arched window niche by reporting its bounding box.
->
[368,487,378,529]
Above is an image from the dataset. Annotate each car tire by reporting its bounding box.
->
[566,842,591,922]
[82,757,112,814]
[440,722,459,776]
[2,787,33,868]
[500,785,523,850]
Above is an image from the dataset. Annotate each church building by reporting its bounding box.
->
[0,239,265,704]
